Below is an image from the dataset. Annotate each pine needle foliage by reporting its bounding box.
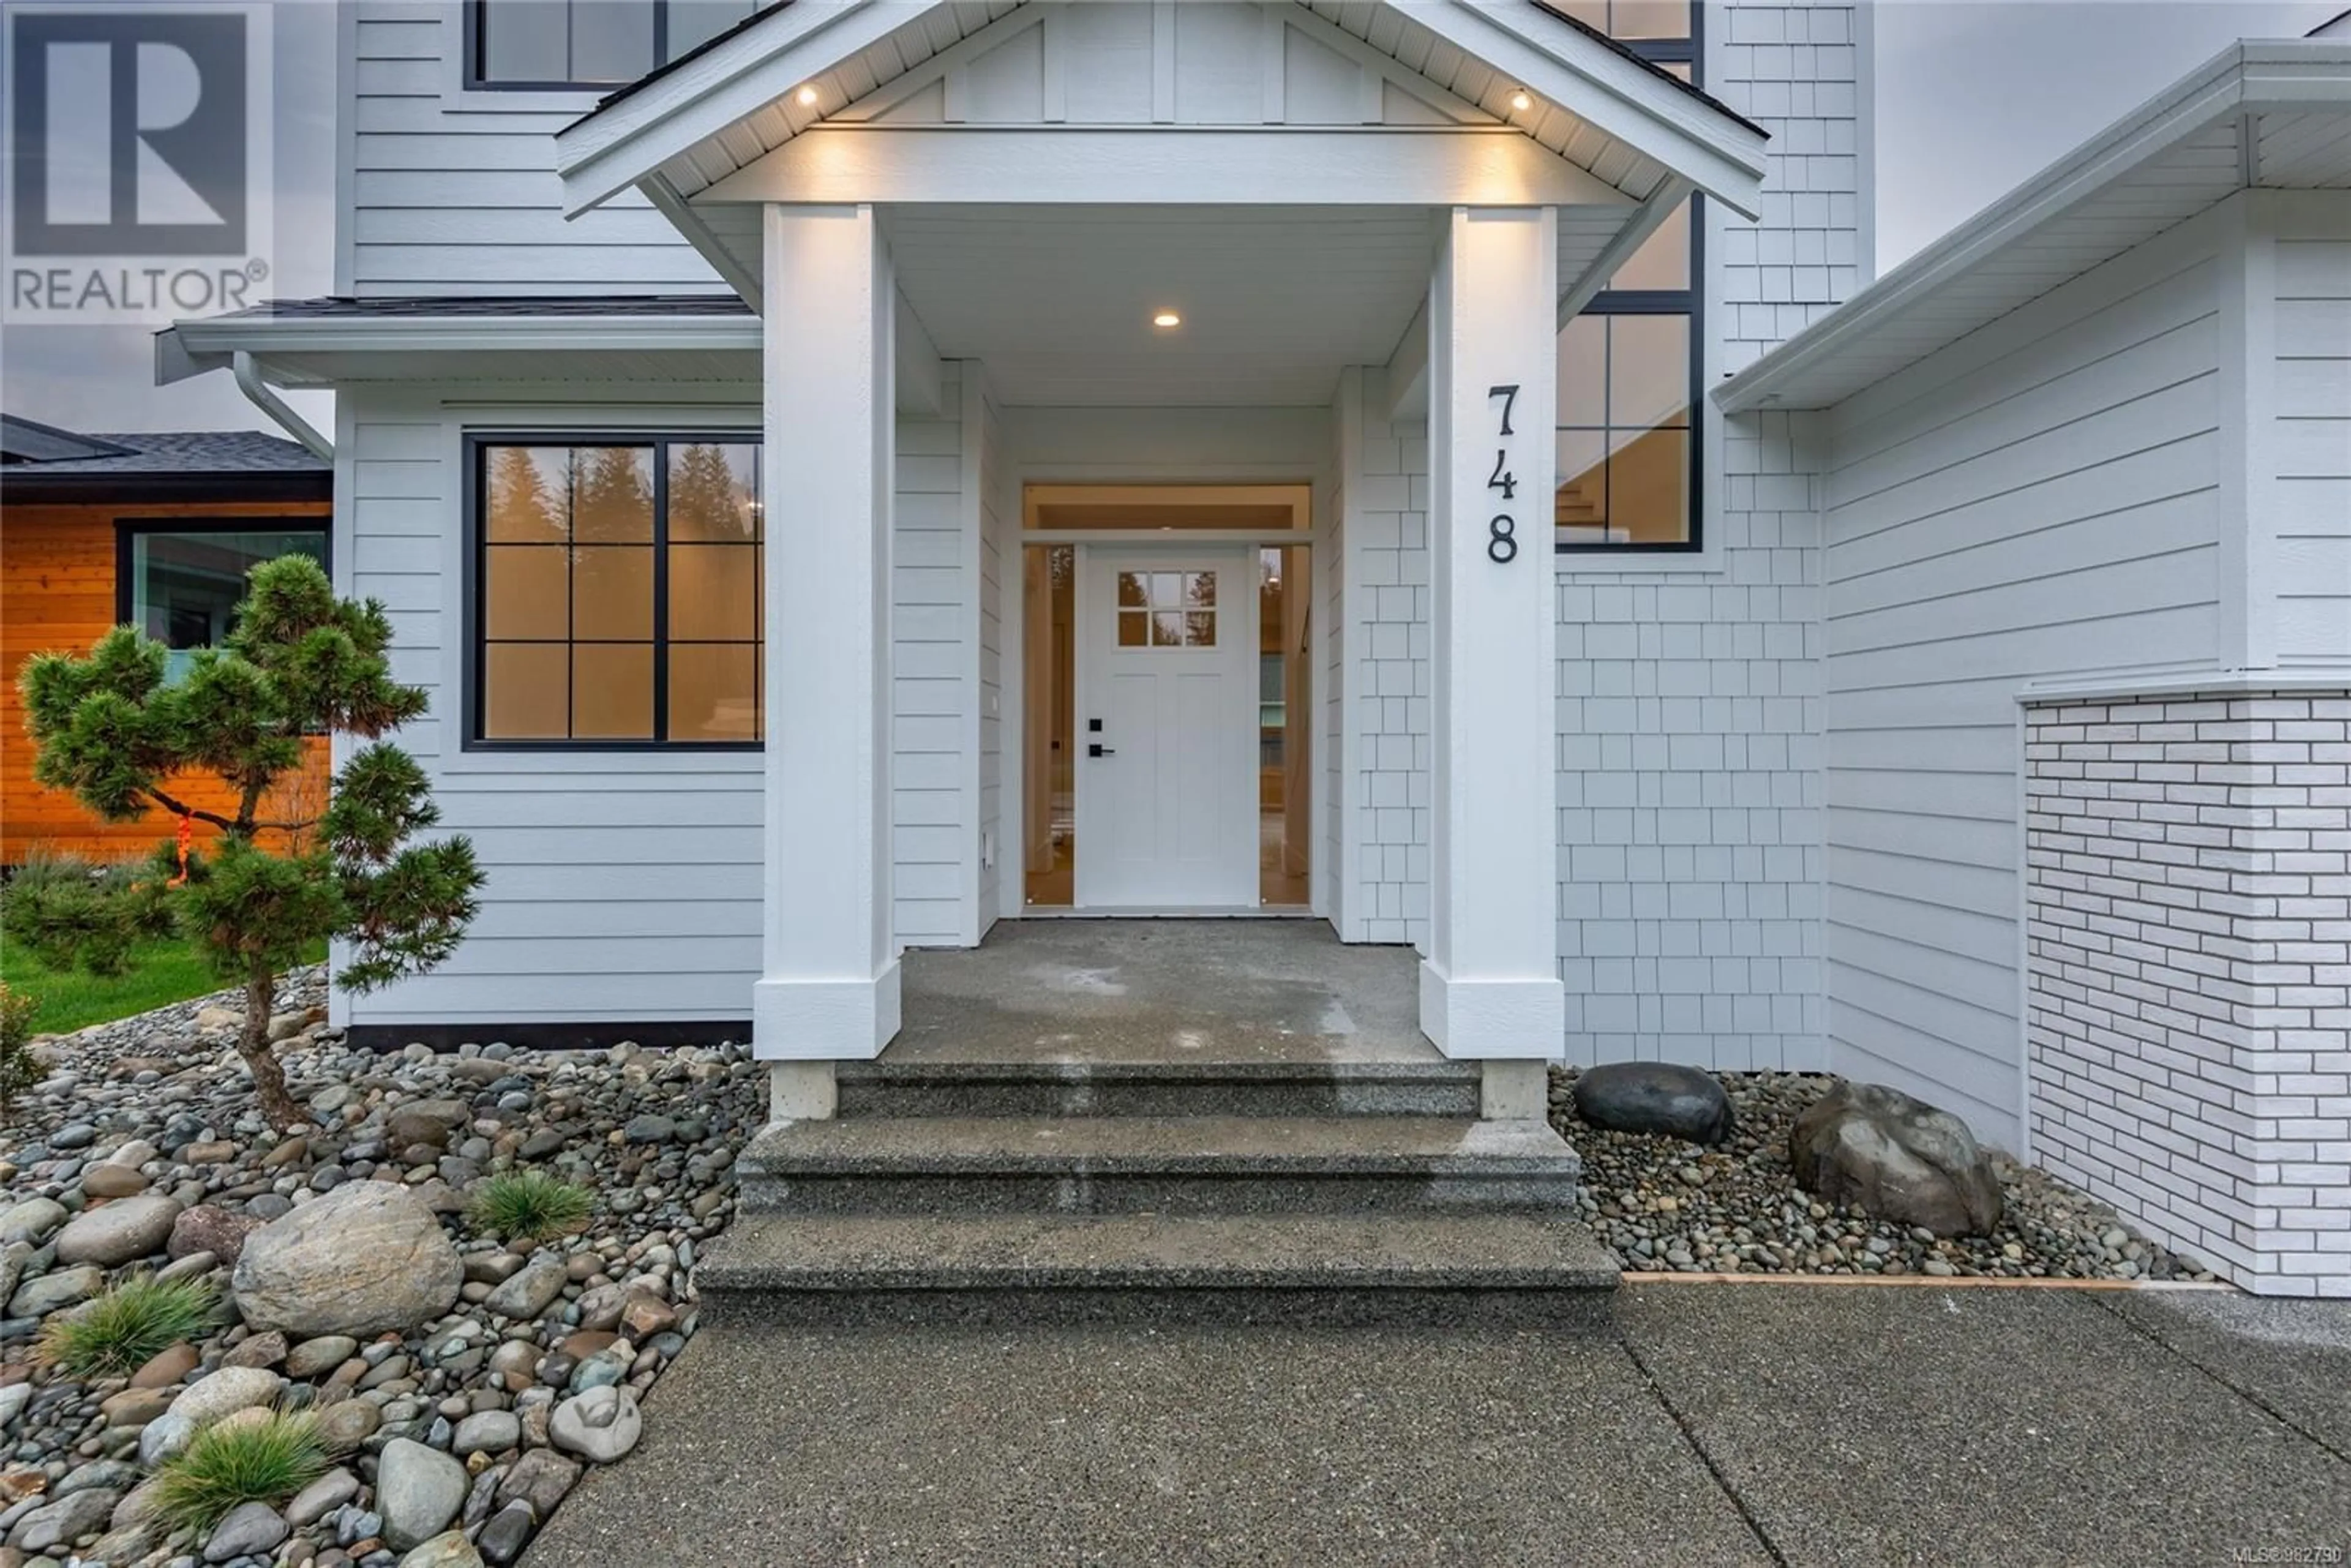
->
[16,556,484,1129]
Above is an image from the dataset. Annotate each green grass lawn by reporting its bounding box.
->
[0,936,326,1037]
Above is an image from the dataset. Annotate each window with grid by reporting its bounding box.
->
[474,437,763,747]
[467,0,761,89]
[1551,1,1703,551]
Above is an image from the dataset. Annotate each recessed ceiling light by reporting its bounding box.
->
[1152,310,1182,329]
[796,84,819,107]
[1510,89,1532,112]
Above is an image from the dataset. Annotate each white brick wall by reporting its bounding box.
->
[2026,691,2351,1297]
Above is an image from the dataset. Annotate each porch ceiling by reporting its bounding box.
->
[885,204,1438,407]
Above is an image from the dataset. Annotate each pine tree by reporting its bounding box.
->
[17,555,484,1131]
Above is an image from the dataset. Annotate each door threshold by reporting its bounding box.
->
[1018,905,1319,920]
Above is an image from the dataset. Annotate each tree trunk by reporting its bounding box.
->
[240,961,302,1133]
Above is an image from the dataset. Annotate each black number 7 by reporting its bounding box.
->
[1488,383,1520,437]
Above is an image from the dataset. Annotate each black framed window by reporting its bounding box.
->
[117,521,330,681]
[467,0,760,90]
[1555,8,1704,552]
[471,435,763,748]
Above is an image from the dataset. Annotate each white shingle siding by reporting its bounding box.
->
[1346,378,1431,950]
[1712,0,1869,376]
[2026,691,2351,1297]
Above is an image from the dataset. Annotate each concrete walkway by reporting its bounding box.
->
[523,1283,2351,1566]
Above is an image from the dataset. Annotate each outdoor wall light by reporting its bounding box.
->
[1152,310,1182,328]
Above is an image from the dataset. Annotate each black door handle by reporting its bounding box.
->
[1088,743,1115,758]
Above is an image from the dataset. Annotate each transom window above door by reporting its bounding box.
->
[1116,569,1219,648]
[467,0,760,89]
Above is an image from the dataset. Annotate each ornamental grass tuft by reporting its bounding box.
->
[36,1274,217,1378]
[467,1167,594,1245]
[149,1411,332,1534]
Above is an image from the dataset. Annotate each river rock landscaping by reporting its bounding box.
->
[1553,1065,2219,1283]
[1,966,760,1568]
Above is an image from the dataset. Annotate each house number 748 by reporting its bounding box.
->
[1486,383,1520,564]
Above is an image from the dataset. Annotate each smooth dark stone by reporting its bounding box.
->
[1572,1062,1735,1145]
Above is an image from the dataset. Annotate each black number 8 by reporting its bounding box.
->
[1487,514,1517,564]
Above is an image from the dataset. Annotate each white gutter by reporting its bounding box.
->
[233,351,332,462]
[173,313,759,358]
[1714,39,2351,415]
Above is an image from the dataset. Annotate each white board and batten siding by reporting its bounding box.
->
[330,383,982,1030]
[2267,197,2351,670]
[1817,214,2231,1151]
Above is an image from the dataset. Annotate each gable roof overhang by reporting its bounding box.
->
[552,0,1767,311]
[1717,40,2351,416]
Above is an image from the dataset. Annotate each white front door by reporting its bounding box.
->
[1074,544,1258,908]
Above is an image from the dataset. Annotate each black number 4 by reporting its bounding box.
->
[1488,383,1520,437]
[1487,448,1516,500]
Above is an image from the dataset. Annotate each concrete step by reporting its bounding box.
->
[738,1114,1581,1215]
[697,1209,1619,1327]
[833,1057,1482,1119]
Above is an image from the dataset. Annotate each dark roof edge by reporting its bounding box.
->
[0,471,335,506]
[1526,2,1766,140]
[563,0,795,132]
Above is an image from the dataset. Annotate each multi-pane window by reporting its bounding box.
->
[474,437,762,746]
[468,0,760,89]
[119,524,329,681]
[1554,9,1703,551]
[1115,569,1218,648]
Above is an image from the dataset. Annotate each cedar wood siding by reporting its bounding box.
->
[1,498,334,865]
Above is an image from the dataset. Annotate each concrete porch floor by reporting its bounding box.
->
[888,918,1433,1066]
[520,1283,2351,1566]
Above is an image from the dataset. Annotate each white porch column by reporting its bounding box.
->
[754,202,899,1100]
[1422,205,1565,1083]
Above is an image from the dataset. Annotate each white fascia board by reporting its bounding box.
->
[700,126,1634,206]
[1715,42,2351,415]
[171,314,760,359]
[556,0,937,217]
[1415,0,1768,217]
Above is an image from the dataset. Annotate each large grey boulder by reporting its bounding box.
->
[232,1182,461,1338]
[1572,1062,1735,1144]
[377,1438,469,1550]
[1788,1081,2004,1237]
[54,1194,182,1267]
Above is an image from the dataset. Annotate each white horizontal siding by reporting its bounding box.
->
[2270,227,2351,669]
[345,1,722,295]
[896,369,974,948]
[334,383,980,1033]
[1818,223,2228,1151]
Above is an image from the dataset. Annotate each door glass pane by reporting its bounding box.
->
[1185,610,1216,646]
[1151,572,1180,609]
[1151,611,1185,647]
[568,0,656,82]
[1118,610,1148,648]
[1187,570,1216,609]
[1117,571,1147,609]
